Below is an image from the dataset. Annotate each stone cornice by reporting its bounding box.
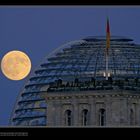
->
[43,90,140,100]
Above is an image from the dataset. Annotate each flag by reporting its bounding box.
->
[106,17,110,55]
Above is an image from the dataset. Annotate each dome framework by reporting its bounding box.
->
[10,36,140,126]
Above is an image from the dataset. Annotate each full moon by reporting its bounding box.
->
[1,50,31,80]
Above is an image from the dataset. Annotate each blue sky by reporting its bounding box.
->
[0,6,140,125]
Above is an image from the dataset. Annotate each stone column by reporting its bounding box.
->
[137,101,140,126]
[119,97,128,126]
[89,96,95,125]
[127,98,131,125]
[72,96,79,126]
[105,94,112,126]
[46,98,56,126]
[54,98,61,126]
[134,101,139,126]
[111,98,120,126]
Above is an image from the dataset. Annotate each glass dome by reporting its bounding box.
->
[10,36,140,126]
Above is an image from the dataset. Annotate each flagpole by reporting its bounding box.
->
[106,50,109,80]
[105,17,110,80]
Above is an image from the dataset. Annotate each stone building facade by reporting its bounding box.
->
[45,89,140,126]
[11,36,140,126]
